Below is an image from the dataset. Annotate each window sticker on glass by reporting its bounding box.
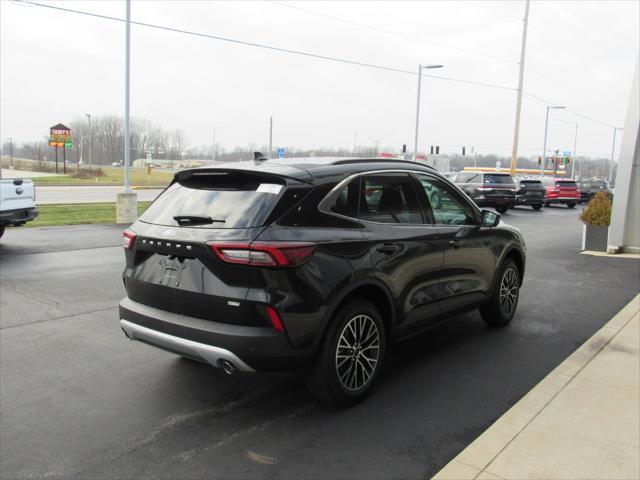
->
[256,183,283,194]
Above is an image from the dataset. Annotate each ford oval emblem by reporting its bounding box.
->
[15,187,23,195]
[163,228,176,236]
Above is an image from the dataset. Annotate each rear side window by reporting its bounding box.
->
[329,177,360,218]
[360,173,422,224]
[139,171,286,228]
[484,174,515,184]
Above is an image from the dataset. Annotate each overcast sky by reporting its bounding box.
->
[1,0,638,158]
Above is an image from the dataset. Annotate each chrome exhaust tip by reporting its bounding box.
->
[220,360,236,375]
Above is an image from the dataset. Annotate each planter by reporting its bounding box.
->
[582,224,609,252]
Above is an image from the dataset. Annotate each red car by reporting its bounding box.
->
[542,178,580,208]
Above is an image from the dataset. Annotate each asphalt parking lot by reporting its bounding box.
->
[1,206,639,479]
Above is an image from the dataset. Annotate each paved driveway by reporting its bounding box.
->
[1,206,638,479]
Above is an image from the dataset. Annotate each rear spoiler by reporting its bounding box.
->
[175,167,314,186]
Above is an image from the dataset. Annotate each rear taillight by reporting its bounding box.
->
[209,242,316,267]
[123,229,137,250]
[265,306,285,333]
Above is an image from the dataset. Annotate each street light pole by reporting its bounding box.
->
[413,64,443,161]
[9,137,13,169]
[541,105,565,176]
[269,116,273,159]
[571,122,578,179]
[85,113,91,166]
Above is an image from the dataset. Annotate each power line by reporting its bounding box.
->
[13,0,516,92]
[269,0,516,64]
[12,0,617,128]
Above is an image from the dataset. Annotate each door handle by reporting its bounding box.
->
[448,240,464,248]
[376,243,400,254]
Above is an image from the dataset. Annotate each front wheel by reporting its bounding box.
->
[532,204,542,210]
[567,202,576,208]
[480,259,520,327]
[305,300,386,406]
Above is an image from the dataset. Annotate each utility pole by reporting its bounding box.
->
[510,0,530,175]
[353,132,357,155]
[541,105,566,176]
[9,137,13,169]
[269,116,273,159]
[85,113,92,166]
[571,122,578,179]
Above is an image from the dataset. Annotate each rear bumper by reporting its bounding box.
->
[119,297,312,372]
[546,197,579,203]
[0,207,38,226]
[475,197,516,207]
[516,195,545,205]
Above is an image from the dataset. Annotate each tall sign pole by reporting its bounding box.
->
[117,0,137,224]
[269,116,273,159]
[124,0,131,192]
[510,0,530,176]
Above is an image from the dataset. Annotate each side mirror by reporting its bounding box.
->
[481,209,501,228]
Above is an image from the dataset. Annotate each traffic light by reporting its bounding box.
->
[430,145,434,155]
[538,156,542,166]
[402,144,407,154]
[462,146,466,156]
[435,146,440,155]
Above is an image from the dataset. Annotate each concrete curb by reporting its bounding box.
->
[433,293,640,480]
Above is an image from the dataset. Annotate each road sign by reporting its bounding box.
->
[277,147,285,159]
[563,150,571,157]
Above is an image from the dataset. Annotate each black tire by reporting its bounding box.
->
[0,225,4,239]
[532,204,542,210]
[496,206,509,214]
[567,202,576,208]
[305,299,386,406]
[480,258,520,327]
[544,201,550,207]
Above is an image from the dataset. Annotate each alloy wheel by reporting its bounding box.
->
[335,314,380,391]
[499,267,519,317]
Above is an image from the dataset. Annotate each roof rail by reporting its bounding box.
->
[332,158,436,170]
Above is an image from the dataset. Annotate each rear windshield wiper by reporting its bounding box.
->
[173,215,225,225]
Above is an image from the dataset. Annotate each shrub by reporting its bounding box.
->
[580,191,612,226]
[71,167,105,179]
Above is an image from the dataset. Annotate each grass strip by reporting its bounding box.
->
[25,202,151,227]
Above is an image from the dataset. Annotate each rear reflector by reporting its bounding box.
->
[123,229,137,250]
[209,242,316,267]
[266,306,285,333]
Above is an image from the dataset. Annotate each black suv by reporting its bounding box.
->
[451,172,516,213]
[579,180,611,203]
[515,179,546,210]
[119,158,526,405]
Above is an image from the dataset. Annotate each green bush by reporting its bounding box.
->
[580,191,612,226]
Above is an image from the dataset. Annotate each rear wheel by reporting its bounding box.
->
[480,258,520,327]
[496,206,509,214]
[567,202,576,208]
[0,225,4,239]
[532,204,542,210]
[305,300,386,406]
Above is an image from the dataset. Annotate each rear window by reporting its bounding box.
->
[555,181,578,187]
[139,171,286,228]
[520,180,542,185]
[484,174,514,184]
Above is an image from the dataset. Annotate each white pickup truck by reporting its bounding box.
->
[0,178,38,238]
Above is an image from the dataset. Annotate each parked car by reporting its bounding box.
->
[515,179,546,210]
[451,172,516,213]
[0,178,38,239]
[541,178,580,208]
[119,157,526,405]
[579,180,611,203]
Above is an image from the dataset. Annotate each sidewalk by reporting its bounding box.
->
[434,293,640,480]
